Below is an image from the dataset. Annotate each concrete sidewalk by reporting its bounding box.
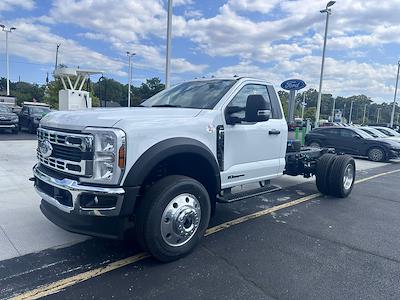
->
[0,139,391,261]
[0,140,86,261]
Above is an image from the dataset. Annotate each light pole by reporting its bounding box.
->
[301,93,306,120]
[126,51,136,107]
[362,104,367,124]
[55,43,61,71]
[349,100,354,124]
[315,1,336,127]
[390,61,400,128]
[377,107,381,123]
[165,0,173,89]
[0,24,16,96]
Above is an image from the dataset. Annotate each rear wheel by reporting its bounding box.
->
[367,147,385,162]
[315,153,336,195]
[328,155,355,198]
[135,175,211,262]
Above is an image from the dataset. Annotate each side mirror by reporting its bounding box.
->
[245,95,271,122]
[225,106,243,125]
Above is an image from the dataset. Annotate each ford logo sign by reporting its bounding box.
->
[39,140,53,158]
[281,79,306,91]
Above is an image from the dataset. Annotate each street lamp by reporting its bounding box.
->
[349,100,354,124]
[126,51,136,107]
[390,61,400,128]
[165,0,173,89]
[315,1,336,127]
[0,24,16,96]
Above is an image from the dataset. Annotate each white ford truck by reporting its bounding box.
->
[32,77,356,261]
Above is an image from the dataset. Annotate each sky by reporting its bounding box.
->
[0,0,399,103]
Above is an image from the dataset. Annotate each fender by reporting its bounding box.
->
[123,137,221,192]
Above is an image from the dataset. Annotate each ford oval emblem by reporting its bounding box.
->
[39,140,53,158]
[281,79,306,91]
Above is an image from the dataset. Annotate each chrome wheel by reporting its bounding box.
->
[369,148,384,161]
[161,193,201,247]
[343,163,354,190]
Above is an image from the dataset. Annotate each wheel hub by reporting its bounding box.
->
[161,193,201,247]
[343,163,354,190]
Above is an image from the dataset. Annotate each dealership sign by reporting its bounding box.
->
[280,79,306,91]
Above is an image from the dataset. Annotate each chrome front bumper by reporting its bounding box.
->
[33,164,125,217]
[0,124,17,128]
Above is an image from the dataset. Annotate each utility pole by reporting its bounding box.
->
[390,61,400,128]
[165,0,173,89]
[349,101,354,124]
[126,52,136,107]
[55,43,60,71]
[0,24,16,96]
[315,1,336,127]
[331,97,336,121]
[362,104,367,125]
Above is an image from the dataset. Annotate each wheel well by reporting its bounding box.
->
[139,153,219,204]
[367,146,386,157]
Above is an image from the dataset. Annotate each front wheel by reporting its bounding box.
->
[367,147,386,162]
[135,175,211,262]
[309,141,321,148]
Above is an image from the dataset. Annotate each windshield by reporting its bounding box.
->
[360,128,380,138]
[30,107,50,114]
[0,106,11,113]
[353,128,375,139]
[141,80,236,109]
[376,127,399,137]
[364,128,387,138]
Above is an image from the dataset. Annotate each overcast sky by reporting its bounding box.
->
[0,0,399,103]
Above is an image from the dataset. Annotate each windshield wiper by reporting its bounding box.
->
[151,104,181,108]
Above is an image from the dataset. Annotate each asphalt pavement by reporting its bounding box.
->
[1,160,399,300]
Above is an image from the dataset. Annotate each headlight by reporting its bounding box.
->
[81,127,126,185]
[12,116,18,122]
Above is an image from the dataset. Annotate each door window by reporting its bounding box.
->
[340,129,360,138]
[227,84,272,120]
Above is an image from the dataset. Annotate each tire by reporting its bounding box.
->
[135,175,211,262]
[367,147,386,162]
[328,155,356,198]
[315,153,336,195]
[309,141,321,148]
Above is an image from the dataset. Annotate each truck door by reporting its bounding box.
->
[221,84,287,189]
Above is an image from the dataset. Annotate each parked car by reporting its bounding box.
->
[305,127,400,162]
[373,126,400,138]
[19,103,51,133]
[0,104,19,134]
[359,127,400,143]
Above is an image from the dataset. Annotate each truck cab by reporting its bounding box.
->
[33,77,355,261]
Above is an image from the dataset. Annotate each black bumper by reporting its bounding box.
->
[40,197,139,240]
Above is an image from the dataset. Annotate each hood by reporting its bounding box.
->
[40,107,202,131]
[375,138,400,148]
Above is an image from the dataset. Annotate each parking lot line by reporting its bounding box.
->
[11,168,400,300]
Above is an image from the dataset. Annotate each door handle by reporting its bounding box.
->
[269,129,281,135]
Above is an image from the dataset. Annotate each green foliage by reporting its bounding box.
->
[2,76,398,126]
[0,78,45,105]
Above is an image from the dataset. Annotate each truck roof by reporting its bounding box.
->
[188,77,272,85]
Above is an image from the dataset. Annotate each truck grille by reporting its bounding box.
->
[37,128,93,176]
